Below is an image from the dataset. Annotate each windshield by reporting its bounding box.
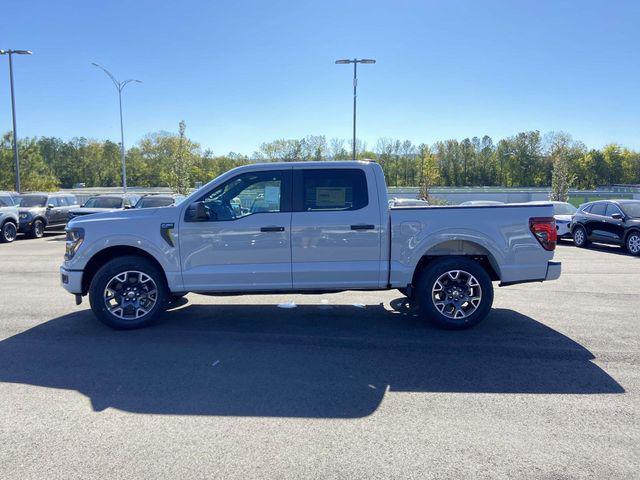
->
[620,202,640,218]
[0,195,14,207]
[553,203,577,215]
[83,197,123,209]
[136,197,175,208]
[19,195,47,207]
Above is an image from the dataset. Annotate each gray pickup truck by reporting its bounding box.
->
[61,161,560,330]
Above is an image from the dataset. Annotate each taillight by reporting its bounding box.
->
[529,217,556,251]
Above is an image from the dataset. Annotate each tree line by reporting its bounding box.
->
[1,126,639,194]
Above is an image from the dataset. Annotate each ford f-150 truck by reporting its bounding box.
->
[60,161,561,330]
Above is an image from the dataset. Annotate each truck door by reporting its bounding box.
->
[290,167,382,289]
[179,169,293,291]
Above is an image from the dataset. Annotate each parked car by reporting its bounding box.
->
[17,193,79,238]
[61,161,561,330]
[571,199,640,255]
[388,197,429,207]
[135,193,185,209]
[69,194,141,218]
[459,200,505,206]
[527,201,577,239]
[0,191,19,243]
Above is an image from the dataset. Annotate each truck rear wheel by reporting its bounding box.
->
[415,257,493,330]
[89,255,168,330]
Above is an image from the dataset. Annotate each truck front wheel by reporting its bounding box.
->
[415,257,494,330]
[89,255,169,329]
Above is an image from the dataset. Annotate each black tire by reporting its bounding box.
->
[27,219,45,239]
[625,231,640,256]
[415,257,494,330]
[89,255,169,330]
[0,221,17,243]
[572,225,589,248]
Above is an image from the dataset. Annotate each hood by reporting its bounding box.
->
[18,206,46,215]
[69,207,123,216]
[67,206,166,228]
[626,217,640,227]
[554,214,573,222]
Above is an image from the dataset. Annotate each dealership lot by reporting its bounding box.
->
[0,234,638,479]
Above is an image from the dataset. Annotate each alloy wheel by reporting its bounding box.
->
[34,221,44,238]
[103,271,158,321]
[628,234,640,255]
[3,223,17,242]
[431,270,482,320]
[574,228,585,246]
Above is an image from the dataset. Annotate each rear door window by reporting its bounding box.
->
[589,203,606,216]
[0,195,13,207]
[296,169,368,212]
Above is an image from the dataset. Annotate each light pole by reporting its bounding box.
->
[1,49,32,193]
[92,63,141,192]
[335,58,375,161]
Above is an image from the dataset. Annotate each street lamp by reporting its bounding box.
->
[92,62,141,193]
[0,49,32,193]
[335,58,376,161]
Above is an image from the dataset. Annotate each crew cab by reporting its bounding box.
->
[60,161,561,330]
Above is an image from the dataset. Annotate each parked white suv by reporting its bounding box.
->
[60,161,560,330]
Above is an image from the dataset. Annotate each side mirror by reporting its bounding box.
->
[611,213,623,220]
[80,204,85,208]
[47,204,54,209]
[187,201,211,221]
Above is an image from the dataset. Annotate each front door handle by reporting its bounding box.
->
[351,224,375,231]
[260,226,285,232]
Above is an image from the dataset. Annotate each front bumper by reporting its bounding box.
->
[60,266,83,294]
[545,261,561,281]
[18,219,34,232]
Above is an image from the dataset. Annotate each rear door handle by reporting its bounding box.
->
[351,224,375,231]
[260,226,285,232]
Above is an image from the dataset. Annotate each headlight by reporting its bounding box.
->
[65,228,85,260]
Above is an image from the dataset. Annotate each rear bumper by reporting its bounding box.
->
[545,261,561,281]
[60,266,83,294]
[499,261,561,286]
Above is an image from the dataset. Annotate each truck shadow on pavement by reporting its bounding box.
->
[0,299,624,418]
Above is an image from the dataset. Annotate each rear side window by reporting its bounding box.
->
[66,195,78,206]
[298,169,368,212]
[590,203,607,216]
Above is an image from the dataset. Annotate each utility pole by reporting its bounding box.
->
[92,63,141,192]
[1,49,32,192]
[335,58,376,161]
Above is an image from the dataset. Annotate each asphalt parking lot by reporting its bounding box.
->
[0,232,638,479]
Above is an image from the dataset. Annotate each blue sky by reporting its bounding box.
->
[2,0,639,154]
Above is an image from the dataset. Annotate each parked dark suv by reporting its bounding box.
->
[69,194,141,218]
[134,193,185,209]
[17,193,79,238]
[571,199,640,255]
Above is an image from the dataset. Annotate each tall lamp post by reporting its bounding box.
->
[92,63,141,193]
[335,58,375,161]
[1,49,32,193]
